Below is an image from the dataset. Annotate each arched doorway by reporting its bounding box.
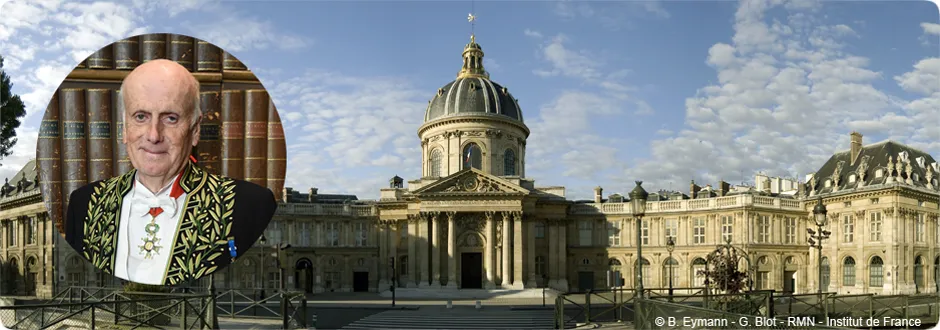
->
[7,258,17,295]
[25,257,37,296]
[914,256,923,293]
[295,258,314,293]
[934,256,939,293]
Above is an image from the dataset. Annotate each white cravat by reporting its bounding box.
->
[114,173,187,285]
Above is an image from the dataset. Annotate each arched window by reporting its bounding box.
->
[914,256,924,293]
[636,258,650,287]
[462,143,482,170]
[430,149,442,177]
[869,256,884,287]
[821,257,830,291]
[503,149,516,176]
[843,257,856,287]
[692,258,706,287]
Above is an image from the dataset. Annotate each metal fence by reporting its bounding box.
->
[0,286,310,329]
[554,287,940,330]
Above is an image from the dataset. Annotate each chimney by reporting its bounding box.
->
[308,187,318,202]
[282,187,293,203]
[690,180,701,199]
[850,131,863,165]
[594,186,603,203]
[719,180,730,197]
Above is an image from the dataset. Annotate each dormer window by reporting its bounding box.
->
[875,169,883,178]
[825,180,832,187]
[916,156,925,168]
[849,174,856,183]
[913,173,919,181]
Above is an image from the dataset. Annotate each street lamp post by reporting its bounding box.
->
[259,235,267,299]
[808,197,830,294]
[389,257,396,307]
[666,236,675,302]
[630,181,649,300]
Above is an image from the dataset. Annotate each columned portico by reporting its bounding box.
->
[431,212,441,287]
[484,211,496,289]
[501,212,511,286]
[446,211,457,288]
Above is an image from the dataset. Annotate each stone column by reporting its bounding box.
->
[407,215,417,287]
[391,220,399,287]
[485,211,496,288]
[527,217,538,287]
[557,220,569,291]
[512,212,525,289]
[548,220,559,288]
[419,213,431,288]
[431,212,442,287]
[501,212,512,286]
[446,212,457,288]
[378,221,390,291]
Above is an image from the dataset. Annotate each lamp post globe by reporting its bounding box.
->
[811,197,829,294]
[813,197,828,226]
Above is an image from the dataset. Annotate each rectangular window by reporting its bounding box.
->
[843,263,856,287]
[535,222,546,238]
[842,215,854,243]
[266,221,283,244]
[641,220,649,245]
[535,256,546,275]
[693,218,705,244]
[355,222,368,247]
[299,222,311,247]
[607,221,621,247]
[870,264,884,287]
[784,217,796,244]
[758,216,770,243]
[26,218,36,245]
[240,272,256,289]
[915,213,925,242]
[10,221,17,247]
[664,219,677,242]
[578,220,593,246]
[267,271,279,290]
[758,272,770,289]
[326,222,339,247]
[721,216,733,243]
[869,211,882,241]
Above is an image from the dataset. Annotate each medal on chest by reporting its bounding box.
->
[139,207,164,259]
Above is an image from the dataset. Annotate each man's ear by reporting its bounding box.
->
[191,115,202,147]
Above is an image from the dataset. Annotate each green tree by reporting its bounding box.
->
[698,247,750,295]
[0,55,27,164]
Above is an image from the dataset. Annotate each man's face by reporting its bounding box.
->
[122,76,200,181]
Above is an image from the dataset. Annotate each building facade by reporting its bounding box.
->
[2,34,938,298]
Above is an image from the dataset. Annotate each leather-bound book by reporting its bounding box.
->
[220,90,245,178]
[198,90,222,175]
[195,40,221,72]
[140,33,167,63]
[168,34,195,71]
[59,89,88,217]
[113,89,132,175]
[113,36,140,70]
[266,98,286,201]
[243,90,268,187]
[38,92,64,234]
[86,89,113,182]
[75,59,86,69]
[222,51,247,70]
[86,44,113,69]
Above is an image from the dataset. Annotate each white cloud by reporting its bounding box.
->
[553,1,670,29]
[523,29,543,39]
[269,70,428,198]
[0,126,38,181]
[921,22,940,36]
[181,15,310,53]
[614,0,934,193]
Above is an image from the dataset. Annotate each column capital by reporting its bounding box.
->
[485,210,496,221]
[447,211,457,220]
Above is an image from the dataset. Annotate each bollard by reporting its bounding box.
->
[475,301,482,309]
[447,300,453,309]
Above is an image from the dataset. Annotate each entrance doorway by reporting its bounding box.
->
[461,252,483,289]
[295,258,314,293]
[578,271,595,292]
[353,272,369,292]
[783,271,796,294]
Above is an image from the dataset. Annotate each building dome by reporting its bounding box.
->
[424,37,524,123]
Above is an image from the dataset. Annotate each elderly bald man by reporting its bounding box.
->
[64,59,277,286]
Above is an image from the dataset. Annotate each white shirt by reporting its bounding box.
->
[114,173,187,285]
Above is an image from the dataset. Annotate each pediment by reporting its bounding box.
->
[413,168,529,196]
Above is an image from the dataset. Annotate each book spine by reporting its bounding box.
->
[140,33,167,63]
[86,89,113,182]
[243,90,268,187]
[168,34,195,71]
[75,59,86,69]
[195,39,221,72]
[198,90,222,175]
[113,36,140,70]
[38,92,64,235]
[222,51,247,70]
[86,44,113,69]
[265,98,286,201]
[113,89,132,175]
[220,90,245,179]
[59,89,88,217]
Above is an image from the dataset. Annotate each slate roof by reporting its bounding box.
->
[0,159,39,199]
[285,191,360,204]
[808,140,939,195]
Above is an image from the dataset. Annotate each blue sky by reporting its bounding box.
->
[1,0,938,201]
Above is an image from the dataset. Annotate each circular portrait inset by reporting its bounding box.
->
[36,33,287,286]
